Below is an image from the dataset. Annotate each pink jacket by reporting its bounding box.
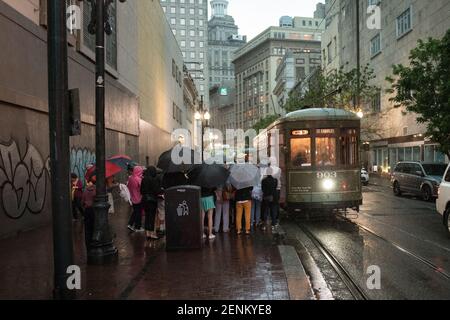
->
[127,166,143,204]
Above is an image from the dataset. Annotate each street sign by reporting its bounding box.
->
[220,87,228,96]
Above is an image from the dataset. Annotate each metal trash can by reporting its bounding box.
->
[165,185,203,251]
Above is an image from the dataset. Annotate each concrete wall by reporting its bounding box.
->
[137,0,185,164]
[0,1,139,238]
[0,0,192,238]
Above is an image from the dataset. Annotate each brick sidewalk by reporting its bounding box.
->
[0,201,310,300]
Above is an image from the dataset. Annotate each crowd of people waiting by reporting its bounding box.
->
[70,160,282,249]
[195,163,282,241]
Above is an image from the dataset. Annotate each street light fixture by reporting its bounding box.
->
[195,95,210,162]
[356,110,364,119]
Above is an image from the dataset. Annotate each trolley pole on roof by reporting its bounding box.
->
[355,0,361,111]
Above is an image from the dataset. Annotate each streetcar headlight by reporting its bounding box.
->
[322,179,335,191]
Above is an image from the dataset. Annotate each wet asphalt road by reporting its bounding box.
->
[284,179,450,300]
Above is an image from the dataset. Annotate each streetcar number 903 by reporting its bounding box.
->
[317,171,337,179]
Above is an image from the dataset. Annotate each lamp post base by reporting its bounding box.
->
[87,244,118,265]
[87,197,118,265]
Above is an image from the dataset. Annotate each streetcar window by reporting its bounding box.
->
[341,135,358,166]
[291,138,312,167]
[316,137,336,167]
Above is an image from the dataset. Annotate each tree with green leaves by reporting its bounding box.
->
[284,66,379,114]
[386,29,450,159]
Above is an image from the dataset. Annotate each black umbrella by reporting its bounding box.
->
[189,164,230,189]
[157,147,200,173]
[162,172,190,189]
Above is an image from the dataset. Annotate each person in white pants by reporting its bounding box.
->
[214,185,231,233]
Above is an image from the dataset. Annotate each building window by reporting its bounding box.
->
[371,90,381,112]
[173,103,183,125]
[327,42,332,64]
[172,59,176,78]
[82,0,118,70]
[370,33,381,57]
[396,7,412,38]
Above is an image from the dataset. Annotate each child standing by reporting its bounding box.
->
[82,177,96,250]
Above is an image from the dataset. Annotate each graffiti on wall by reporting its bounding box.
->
[70,147,95,187]
[0,140,50,220]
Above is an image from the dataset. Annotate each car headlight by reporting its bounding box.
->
[322,179,335,191]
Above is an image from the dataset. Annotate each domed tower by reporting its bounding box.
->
[211,0,229,18]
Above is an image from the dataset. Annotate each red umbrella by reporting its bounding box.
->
[85,161,123,181]
[107,155,138,170]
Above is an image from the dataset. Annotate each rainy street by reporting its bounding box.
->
[282,177,450,300]
[2,0,450,305]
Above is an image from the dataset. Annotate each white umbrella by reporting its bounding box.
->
[228,163,261,190]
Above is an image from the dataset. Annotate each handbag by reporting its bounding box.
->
[108,192,115,214]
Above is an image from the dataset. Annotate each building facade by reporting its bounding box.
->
[327,0,450,172]
[0,0,185,238]
[160,0,209,106]
[208,0,246,88]
[233,14,324,130]
[273,49,322,109]
[209,80,236,133]
[321,0,342,75]
[183,66,200,149]
[208,0,246,133]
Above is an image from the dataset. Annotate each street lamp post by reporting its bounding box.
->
[86,0,125,265]
[195,95,210,162]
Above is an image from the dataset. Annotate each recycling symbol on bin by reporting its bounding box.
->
[177,201,190,217]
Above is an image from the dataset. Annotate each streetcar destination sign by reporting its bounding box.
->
[291,130,309,136]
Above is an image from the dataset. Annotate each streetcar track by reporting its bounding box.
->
[295,221,370,301]
[357,212,450,253]
[350,221,450,281]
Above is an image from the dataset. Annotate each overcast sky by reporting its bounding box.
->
[210,0,325,41]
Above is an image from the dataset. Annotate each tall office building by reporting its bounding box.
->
[160,0,209,105]
[233,13,324,130]
[208,0,246,131]
[208,0,246,88]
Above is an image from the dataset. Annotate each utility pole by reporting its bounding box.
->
[87,0,121,265]
[47,0,75,299]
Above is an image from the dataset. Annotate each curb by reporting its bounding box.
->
[278,245,316,300]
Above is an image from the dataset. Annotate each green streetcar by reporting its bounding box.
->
[255,108,363,214]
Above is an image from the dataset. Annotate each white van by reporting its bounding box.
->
[436,164,450,235]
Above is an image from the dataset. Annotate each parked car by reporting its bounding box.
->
[361,168,369,186]
[436,164,450,235]
[391,162,448,201]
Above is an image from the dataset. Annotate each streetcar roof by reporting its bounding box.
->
[272,108,360,127]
